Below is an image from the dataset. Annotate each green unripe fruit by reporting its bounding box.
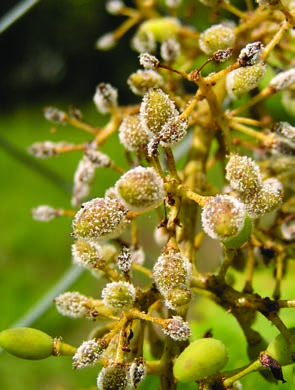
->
[173,338,229,382]
[222,214,252,249]
[266,328,295,366]
[199,24,236,55]
[0,327,53,360]
[137,17,179,43]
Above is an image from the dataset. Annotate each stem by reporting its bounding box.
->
[223,359,263,388]
[261,19,292,60]
[229,121,274,145]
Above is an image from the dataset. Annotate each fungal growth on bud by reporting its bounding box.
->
[0,327,53,360]
[139,53,159,70]
[157,116,188,147]
[54,292,90,318]
[153,248,192,309]
[272,122,295,156]
[160,38,180,63]
[118,114,150,152]
[201,195,252,248]
[28,141,72,159]
[72,155,96,206]
[173,338,229,382]
[95,32,116,50]
[226,62,266,99]
[199,24,236,55]
[72,196,129,242]
[72,339,104,369]
[115,166,165,212]
[97,364,130,390]
[269,69,295,92]
[135,17,180,45]
[101,281,136,310]
[129,358,146,389]
[93,83,118,114]
[162,316,191,341]
[31,205,62,221]
[238,41,264,67]
[117,246,133,273]
[127,69,163,96]
[43,106,68,124]
[140,88,179,136]
[225,154,262,194]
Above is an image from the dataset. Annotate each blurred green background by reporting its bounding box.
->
[1,1,295,389]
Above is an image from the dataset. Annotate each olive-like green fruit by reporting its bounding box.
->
[223,214,252,249]
[173,338,229,382]
[0,327,53,360]
[266,328,295,366]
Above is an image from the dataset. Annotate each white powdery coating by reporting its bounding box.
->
[106,0,124,14]
[269,69,295,91]
[102,281,136,310]
[127,69,164,96]
[158,116,188,147]
[119,114,150,152]
[97,365,130,390]
[238,41,264,66]
[55,292,89,318]
[74,156,96,185]
[85,149,111,168]
[73,339,103,369]
[201,195,247,240]
[140,88,179,136]
[139,52,159,70]
[245,178,283,217]
[162,316,191,341]
[31,205,59,221]
[129,358,146,388]
[226,63,266,99]
[28,141,70,158]
[225,154,262,193]
[96,33,116,51]
[72,197,129,242]
[199,24,235,55]
[93,83,118,114]
[276,121,295,141]
[153,250,192,297]
[160,38,180,63]
[72,240,103,267]
[131,30,156,53]
[115,166,165,212]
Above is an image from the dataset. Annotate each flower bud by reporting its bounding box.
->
[131,30,156,53]
[162,316,191,341]
[238,41,264,67]
[269,69,295,92]
[85,149,111,168]
[201,195,252,248]
[282,89,295,116]
[72,156,96,206]
[72,197,129,242]
[160,38,180,63]
[225,154,263,194]
[173,338,229,382]
[43,106,68,124]
[115,166,165,212]
[28,141,72,158]
[117,246,133,273]
[72,240,104,271]
[266,328,295,366]
[158,116,188,147]
[97,364,130,390]
[105,0,124,15]
[199,24,235,55]
[31,205,62,221]
[0,327,53,360]
[272,122,295,156]
[127,69,163,96]
[73,339,105,369]
[140,88,179,136]
[139,52,160,70]
[102,281,136,310]
[137,17,179,44]
[93,83,118,114]
[129,357,146,388]
[226,62,266,99]
[118,114,150,152]
[96,33,116,51]
[54,291,90,318]
[244,178,283,217]
[153,249,192,309]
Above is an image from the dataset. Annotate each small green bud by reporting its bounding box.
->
[266,328,295,366]
[102,281,136,310]
[54,291,90,318]
[96,32,117,51]
[140,88,179,136]
[225,154,263,194]
[31,205,63,221]
[173,338,229,382]
[269,69,295,92]
[0,327,53,360]
[160,38,180,63]
[226,62,266,99]
[137,17,179,44]
[72,196,129,242]
[282,89,295,116]
[118,114,150,152]
[272,122,295,156]
[127,69,163,96]
[131,31,156,53]
[201,195,252,248]
[199,24,236,55]
[115,166,165,212]
[43,106,68,124]
[139,52,160,70]
[157,116,188,147]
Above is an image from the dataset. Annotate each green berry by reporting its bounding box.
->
[101,281,136,310]
[199,24,236,55]
[137,17,179,44]
[266,328,295,366]
[173,338,229,382]
[0,327,53,360]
